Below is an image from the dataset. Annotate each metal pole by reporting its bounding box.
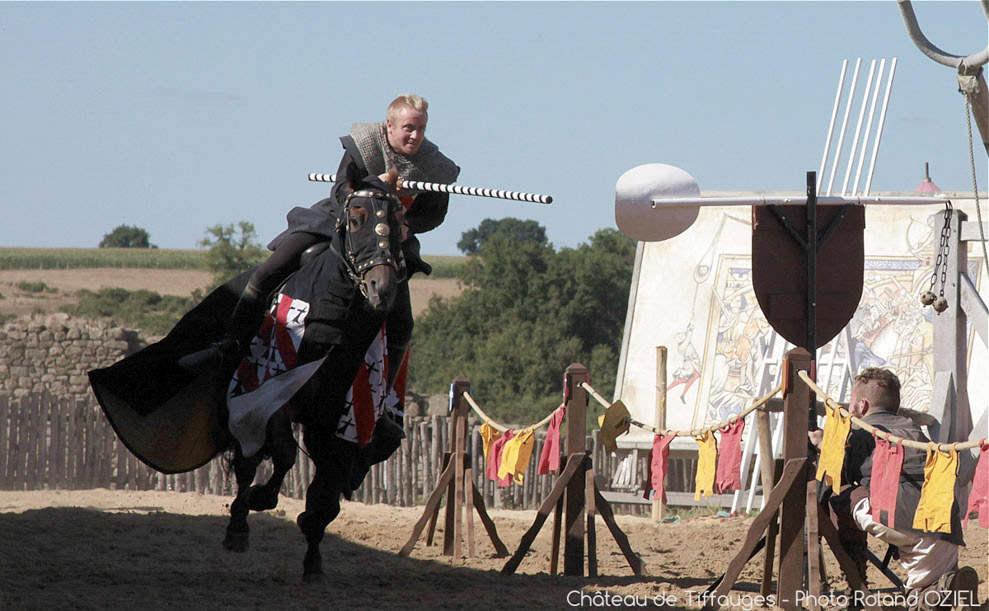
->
[826,58,862,195]
[852,59,887,196]
[818,60,848,193]
[841,60,877,196]
[806,171,818,430]
[864,58,898,195]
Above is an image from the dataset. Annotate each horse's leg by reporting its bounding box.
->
[223,447,261,552]
[295,425,347,582]
[248,408,296,511]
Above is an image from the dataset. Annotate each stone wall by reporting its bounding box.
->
[0,313,147,400]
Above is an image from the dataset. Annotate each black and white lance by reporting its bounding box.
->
[307,173,552,204]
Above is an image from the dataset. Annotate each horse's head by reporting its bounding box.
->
[340,189,406,312]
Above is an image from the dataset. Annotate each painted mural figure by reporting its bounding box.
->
[669,322,701,403]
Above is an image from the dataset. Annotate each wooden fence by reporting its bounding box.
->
[0,392,701,513]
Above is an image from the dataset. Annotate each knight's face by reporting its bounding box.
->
[849,382,869,418]
[386,106,427,156]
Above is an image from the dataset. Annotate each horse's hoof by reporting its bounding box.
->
[302,571,326,584]
[223,530,250,553]
[248,485,279,512]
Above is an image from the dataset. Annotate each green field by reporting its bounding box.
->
[0,247,209,270]
[420,255,465,278]
[0,247,466,276]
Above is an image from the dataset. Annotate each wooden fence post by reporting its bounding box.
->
[653,346,667,522]
[503,363,641,576]
[563,363,588,575]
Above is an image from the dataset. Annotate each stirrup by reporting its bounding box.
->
[177,338,241,373]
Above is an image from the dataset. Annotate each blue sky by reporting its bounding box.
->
[1,1,986,255]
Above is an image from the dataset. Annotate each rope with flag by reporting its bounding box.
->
[307,173,553,204]
[463,391,560,433]
[585,381,783,440]
[796,371,985,452]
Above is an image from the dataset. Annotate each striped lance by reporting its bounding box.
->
[307,173,552,204]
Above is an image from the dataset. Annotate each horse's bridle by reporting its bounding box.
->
[336,189,407,299]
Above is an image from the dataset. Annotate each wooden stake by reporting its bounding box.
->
[653,346,668,522]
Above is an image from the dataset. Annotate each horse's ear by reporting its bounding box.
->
[345,161,362,189]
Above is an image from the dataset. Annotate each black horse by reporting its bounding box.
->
[90,186,407,581]
[220,187,408,580]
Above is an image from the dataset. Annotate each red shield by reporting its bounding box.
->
[752,205,865,350]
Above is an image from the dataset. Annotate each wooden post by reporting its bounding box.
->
[778,349,811,610]
[653,346,667,522]
[502,364,640,576]
[564,363,588,575]
[930,209,973,445]
[445,376,470,558]
[401,377,506,559]
[760,459,784,596]
[755,409,775,510]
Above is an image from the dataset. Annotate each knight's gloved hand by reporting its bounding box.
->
[402,237,432,277]
[405,257,432,278]
[377,168,399,193]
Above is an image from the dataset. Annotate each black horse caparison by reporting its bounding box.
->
[220,187,407,581]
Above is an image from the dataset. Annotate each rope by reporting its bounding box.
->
[583,381,784,439]
[580,382,612,409]
[797,370,985,453]
[963,94,988,284]
[462,391,560,434]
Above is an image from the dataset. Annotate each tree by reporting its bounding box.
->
[409,222,636,427]
[99,224,153,248]
[199,221,268,287]
[456,217,547,255]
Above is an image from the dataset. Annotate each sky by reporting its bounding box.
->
[1,1,986,256]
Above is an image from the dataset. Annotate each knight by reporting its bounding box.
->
[178,93,459,394]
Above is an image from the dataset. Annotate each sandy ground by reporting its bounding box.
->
[0,269,461,320]
[0,489,984,610]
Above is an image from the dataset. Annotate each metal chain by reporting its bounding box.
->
[939,204,952,296]
[929,203,952,295]
[963,95,988,282]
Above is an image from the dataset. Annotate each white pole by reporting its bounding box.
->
[818,60,849,194]
[841,60,877,196]
[826,58,862,195]
[864,57,898,195]
[306,173,553,204]
[649,194,951,208]
[853,59,887,196]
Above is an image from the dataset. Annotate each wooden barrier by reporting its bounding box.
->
[399,377,508,559]
[502,363,642,577]
[2,389,708,519]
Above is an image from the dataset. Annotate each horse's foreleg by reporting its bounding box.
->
[294,424,347,583]
[297,467,342,582]
[223,448,260,553]
[248,409,296,511]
